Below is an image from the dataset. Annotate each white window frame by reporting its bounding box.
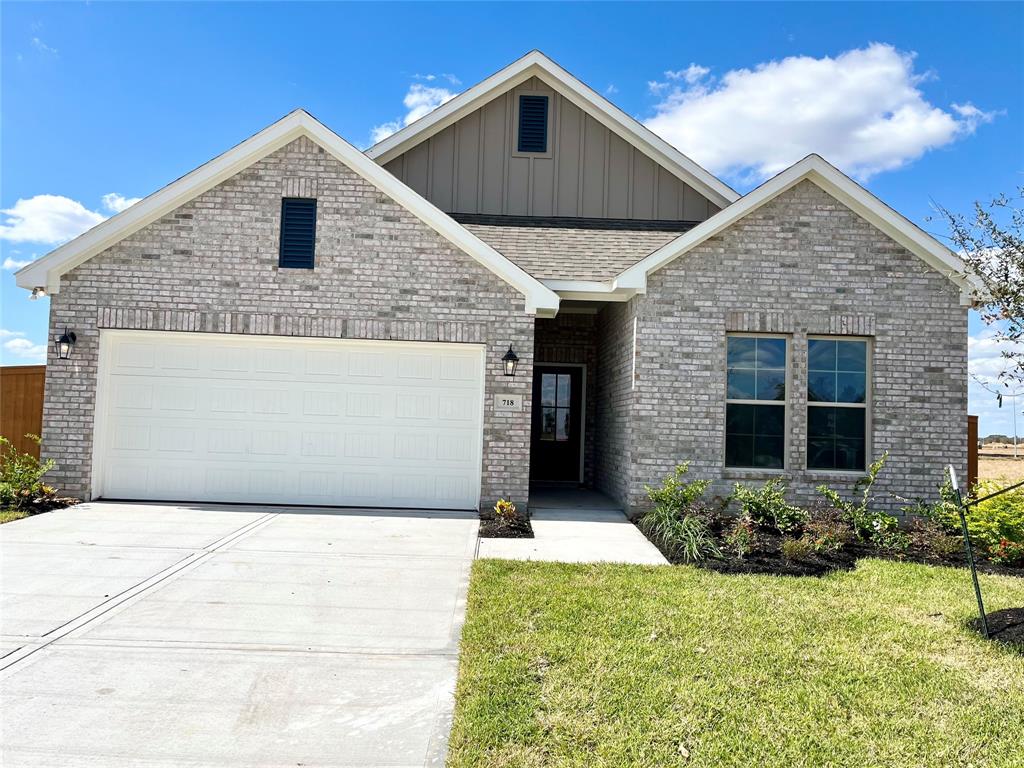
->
[806,335,872,474]
[723,332,791,472]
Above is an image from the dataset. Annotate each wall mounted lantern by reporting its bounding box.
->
[54,328,77,360]
[502,345,519,377]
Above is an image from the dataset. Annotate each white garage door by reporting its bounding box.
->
[93,331,485,509]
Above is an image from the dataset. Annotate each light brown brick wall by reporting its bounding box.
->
[42,137,535,512]
[625,180,967,514]
[593,299,639,507]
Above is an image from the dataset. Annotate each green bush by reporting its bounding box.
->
[961,481,1024,562]
[640,463,719,562]
[645,462,711,514]
[816,452,897,541]
[898,480,960,528]
[908,518,963,560]
[0,436,55,512]
[802,509,854,554]
[639,507,720,562]
[730,478,806,533]
[780,536,814,561]
[722,516,759,559]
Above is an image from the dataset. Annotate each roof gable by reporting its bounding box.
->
[613,155,978,305]
[365,51,738,209]
[16,110,560,316]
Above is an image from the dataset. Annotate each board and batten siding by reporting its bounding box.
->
[383,77,720,221]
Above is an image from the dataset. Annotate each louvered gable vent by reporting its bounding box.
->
[279,197,317,269]
[517,95,549,153]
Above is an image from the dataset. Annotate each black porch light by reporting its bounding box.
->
[502,345,519,377]
[54,328,77,360]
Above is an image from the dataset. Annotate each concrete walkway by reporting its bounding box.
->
[477,488,668,565]
[0,502,478,767]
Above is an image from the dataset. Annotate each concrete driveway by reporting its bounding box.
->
[0,502,479,767]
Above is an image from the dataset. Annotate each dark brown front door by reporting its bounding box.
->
[530,366,583,482]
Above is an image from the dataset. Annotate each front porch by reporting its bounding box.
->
[530,303,634,510]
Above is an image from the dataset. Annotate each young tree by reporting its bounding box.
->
[935,188,1024,382]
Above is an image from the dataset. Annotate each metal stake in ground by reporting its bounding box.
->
[947,465,989,639]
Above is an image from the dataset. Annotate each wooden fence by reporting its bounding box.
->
[967,414,978,491]
[0,365,46,459]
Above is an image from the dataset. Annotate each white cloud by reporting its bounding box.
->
[643,43,998,184]
[2,257,31,270]
[1,331,47,363]
[605,84,619,96]
[371,80,459,144]
[0,195,104,244]
[31,37,58,56]
[0,191,137,246]
[102,193,141,213]
[414,72,461,86]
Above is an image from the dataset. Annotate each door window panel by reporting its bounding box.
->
[540,372,573,442]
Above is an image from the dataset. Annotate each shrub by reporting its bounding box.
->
[908,518,962,561]
[873,525,911,555]
[962,481,1024,554]
[722,516,759,559]
[0,436,55,513]
[803,510,854,554]
[645,462,711,514]
[816,452,896,540]
[638,507,721,562]
[988,538,1024,566]
[898,480,959,530]
[781,536,814,561]
[494,498,518,522]
[730,478,807,533]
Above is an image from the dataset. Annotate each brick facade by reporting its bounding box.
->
[42,137,535,512]
[621,180,967,514]
[41,147,966,521]
[593,299,639,507]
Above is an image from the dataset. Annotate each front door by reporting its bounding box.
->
[530,366,583,482]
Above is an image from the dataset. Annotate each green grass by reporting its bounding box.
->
[0,509,29,524]
[449,559,1024,768]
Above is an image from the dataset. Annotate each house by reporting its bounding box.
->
[16,51,973,515]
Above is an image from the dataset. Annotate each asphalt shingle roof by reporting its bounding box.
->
[452,214,698,281]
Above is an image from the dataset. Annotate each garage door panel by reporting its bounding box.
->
[97,332,484,509]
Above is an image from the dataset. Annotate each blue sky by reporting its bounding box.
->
[2,2,1022,436]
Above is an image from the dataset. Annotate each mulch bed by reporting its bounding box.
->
[651,529,1024,578]
[972,607,1024,648]
[479,518,534,539]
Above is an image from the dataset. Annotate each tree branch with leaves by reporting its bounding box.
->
[934,187,1024,382]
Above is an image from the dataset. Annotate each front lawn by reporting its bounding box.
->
[449,559,1024,768]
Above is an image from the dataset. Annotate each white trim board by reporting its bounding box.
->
[15,110,560,316]
[612,154,980,306]
[365,50,738,209]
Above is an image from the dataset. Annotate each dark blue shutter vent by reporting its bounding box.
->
[517,95,548,153]
[279,198,317,269]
